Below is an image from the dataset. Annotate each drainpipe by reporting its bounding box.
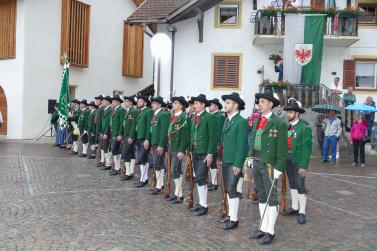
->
[167,24,177,99]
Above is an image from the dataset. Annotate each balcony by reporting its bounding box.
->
[252,11,360,47]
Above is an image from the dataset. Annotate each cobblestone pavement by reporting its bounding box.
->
[0,140,376,251]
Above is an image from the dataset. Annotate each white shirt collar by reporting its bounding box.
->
[154,108,162,115]
[227,111,239,121]
[262,111,273,119]
[174,111,183,116]
[104,105,110,110]
[211,110,219,114]
[291,119,299,126]
[196,110,205,117]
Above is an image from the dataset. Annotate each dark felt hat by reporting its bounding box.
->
[80,99,88,105]
[191,94,210,107]
[221,92,245,110]
[284,98,305,113]
[94,95,104,100]
[151,96,166,107]
[88,101,97,108]
[112,93,123,103]
[137,95,151,107]
[255,90,280,108]
[171,96,189,108]
[72,99,80,104]
[124,95,137,105]
[103,96,112,102]
[208,98,223,110]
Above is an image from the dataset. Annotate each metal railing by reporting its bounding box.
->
[254,10,359,37]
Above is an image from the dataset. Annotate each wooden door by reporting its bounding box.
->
[0,86,7,135]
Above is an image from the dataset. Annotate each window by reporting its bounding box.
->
[213,54,241,89]
[61,0,90,67]
[359,4,377,25]
[310,0,325,8]
[356,62,376,89]
[0,0,16,59]
[69,85,77,100]
[122,23,144,78]
[292,0,311,8]
[215,1,241,28]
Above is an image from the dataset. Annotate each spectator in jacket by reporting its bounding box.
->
[364,96,376,141]
[350,113,368,167]
[322,110,342,165]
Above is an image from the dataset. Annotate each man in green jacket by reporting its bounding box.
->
[120,95,138,181]
[283,98,312,225]
[109,93,125,176]
[69,99,81,154]
[78,100,90,157]
[87,101,97,159]
[189,94,217,216]
[149,97,170,195]
[95,95,105,166]
[166,96,190,203]
[218,92,249,230]
[99,96,113,170]
[248,90,288,245]
[135,96,154,188]
[208,98,226,191]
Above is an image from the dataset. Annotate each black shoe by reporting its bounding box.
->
[144,180,148,185]
[120,175,132,181]
[208,184,218,191]
[190,204,201,212]
[258,233,275,245]
[284,207,299,216]
[151,188,162,195]
[167,195,177,201]
[109,170,120,176]
[219,215,230,223]
[96,162,104,167]
[135,181,145,188]
[250,230,266,239]
[71,151,78,155]
[88,155,95,159]
[80,154,87,157]
[100,166,111,170]
[171,196,183,204]
[298,213,306,224]
[195,206,208,216]
[223,220,238,230]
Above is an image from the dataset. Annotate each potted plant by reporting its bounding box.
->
[338,7,359,17]
[265,81,290,91]
[260,6,279,17]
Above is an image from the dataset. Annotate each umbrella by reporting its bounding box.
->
[345,104,377,113]
[312,104,341,114]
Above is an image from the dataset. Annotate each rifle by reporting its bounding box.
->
[245,159,258,201]
[279,171,287,213]
[164,149,171,199]
[151,146,157,188]
[187,151,194,209]
[218,161,228,219]
[95,135,101,163]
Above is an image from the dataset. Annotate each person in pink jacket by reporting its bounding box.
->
[350,113,368,167]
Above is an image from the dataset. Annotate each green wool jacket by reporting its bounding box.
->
[50,111,59,125]
[149,109,170,148]
[110,105,125,137]
[78,108,90,132]
[123,107,138,139]
[289,119,313,170]
[87,109,97,133]
[95,105,105,134]
[221,113,249,169]
[136,107,154,140]
[69,108,80,123]
[101,106,112,135]
[190,110,217,155]
[168,112,191,153]
[248,113,288,172]
[213,111,226,152]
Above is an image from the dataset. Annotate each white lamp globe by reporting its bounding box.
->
[150,33,172,58]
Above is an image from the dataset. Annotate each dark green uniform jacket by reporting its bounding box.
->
[168,112,191,153]
[101,106,112,135]
[190,110,217,155]
[123,107,138,139]
[110,105,125,137]
[289,119,312,170]
[136,107,154,140]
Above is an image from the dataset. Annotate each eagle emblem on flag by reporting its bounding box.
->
[294,44,313,66]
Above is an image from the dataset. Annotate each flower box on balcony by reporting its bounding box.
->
[338,7,359,18]
[260,6,278,17]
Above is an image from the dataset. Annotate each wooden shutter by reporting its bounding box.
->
[213,55,240,88]
[61,0,90,67]
[311,0,325,8]
[343,60,356,87]
[122,23,144,78]
[0,0,16,59]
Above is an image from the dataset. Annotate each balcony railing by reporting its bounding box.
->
[254,11,359,37]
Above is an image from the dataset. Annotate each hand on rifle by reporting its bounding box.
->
[128,138,134,144]
[144,140,150,150]
[117,135,123,141]
[203,154,213,168]
[233,166,241,175]
[298,168,306,177]
[103,134,108,140]
[177,151,184,161]
[273,169,282,180]
[246,157,253,168]
[157,146,164,156]
[216,159,222,168]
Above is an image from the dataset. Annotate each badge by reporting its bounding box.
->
[273,130,278,137]
[269,129,273,137]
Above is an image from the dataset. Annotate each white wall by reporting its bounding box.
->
[155,0,377,117]
[20,0,153,139]
[0,0,25,139]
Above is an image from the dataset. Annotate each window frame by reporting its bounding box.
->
[214,1,242,29]
[211,52,242,90]
[358,3,377,26]
[355,60,377,90]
